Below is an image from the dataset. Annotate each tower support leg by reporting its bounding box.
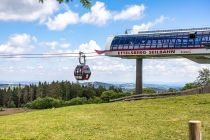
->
[135,59,143,94]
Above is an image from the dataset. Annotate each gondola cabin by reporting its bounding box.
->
[74,65,91,80]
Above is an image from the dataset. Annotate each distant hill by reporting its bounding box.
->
[0,81,183,91]
[0,81,38,89]
[0,84,10,89]
[80,81,183,92]
[80,81,114,89]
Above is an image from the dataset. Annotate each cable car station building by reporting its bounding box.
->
[102,27,210,94]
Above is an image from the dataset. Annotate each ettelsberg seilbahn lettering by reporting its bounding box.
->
[117,50,177,55]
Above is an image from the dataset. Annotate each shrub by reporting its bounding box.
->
[65,97,88,106]
[168,88,178,92]
[7,101,16,108]
[0,107,4,111]
[182,82,198,91]
[88,96,103,104]
[101,90,131,102]
[143,88,156,94]
[25,97,64,109]
[101,90,115,102]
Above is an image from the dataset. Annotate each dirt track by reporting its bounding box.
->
[0,108,33,116]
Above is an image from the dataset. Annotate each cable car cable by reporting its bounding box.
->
[0,54,105,59]
[0,51,98,57]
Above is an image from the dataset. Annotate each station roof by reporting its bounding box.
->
[137,27,210,35]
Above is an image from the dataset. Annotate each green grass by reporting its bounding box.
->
[0,94,210,140]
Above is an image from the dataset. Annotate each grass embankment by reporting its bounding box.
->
[0,94,210,140]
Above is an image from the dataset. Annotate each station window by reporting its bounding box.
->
[145,39,152,48]
[118,37,125,50]
[189,33,196,39]
[139,44,145,49]
[156,39,163,48]
[129,45,134,49]
[151,39,157,48]
[168,39,175,48]
[175,38,182,48]
[162,37,170,48]
[188,39,195,47]
[208,34,210,43]
[202,36,209,42]
[123,37,131,50]
[194,37,201,46]
[124,37,130,44]
[134,44,140,49]
[140,39,145,44]
[111,37,120,50]
[182,38,188,47]
[133,37,141,49]
[112,47,118,50]
[128,37,135,49]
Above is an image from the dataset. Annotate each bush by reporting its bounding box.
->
[7,101,16,108]
[182,82,198,91]
[25,97,64,109]
[88,96,103,104]
[143,88,156,94]
[101,90,116,102]
[0,107,4,111]
[101,90,131,102]
[65,97,88,106]
[168,88,178,92]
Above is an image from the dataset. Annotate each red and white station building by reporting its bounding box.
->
[102,27,210,63]
[97,27,210,94]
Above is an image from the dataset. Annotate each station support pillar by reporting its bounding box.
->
[135,58,143,94]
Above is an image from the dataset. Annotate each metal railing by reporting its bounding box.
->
[138,27,210,34]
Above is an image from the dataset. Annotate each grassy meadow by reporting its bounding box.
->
[0,94,210,140]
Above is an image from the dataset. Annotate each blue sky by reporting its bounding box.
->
[0,0,210,84]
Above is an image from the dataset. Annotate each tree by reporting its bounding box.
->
[0,90,4,107]
[182,83,197,90]
[168,88,178,92]
[143,88,156,94]
[195,68,210,86]
[101,90,116,102]
[7,101,16,108]
[39,0,91,8]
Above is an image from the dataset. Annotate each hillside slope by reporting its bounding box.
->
[0,94,210,140]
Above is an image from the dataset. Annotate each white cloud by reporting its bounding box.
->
[0,33,36,54]
[143,59,206,83]
[37,65,44,69]
[131,15,166,34]
[80,2,145,26]
[92,58,134,72]
[60,43,70,49]
[113,4,145,21]
[46,10,79,31]
[0,0,58,21]
[26,66,35,70]
[0,1,146,31]
[43,41,71,50]
[44,41,58,50]
[80,1,111,26]
[76,40,101,53]
[45,2,146,30]
[62,66,69,70]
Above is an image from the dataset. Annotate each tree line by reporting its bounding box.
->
[0,81,123,108]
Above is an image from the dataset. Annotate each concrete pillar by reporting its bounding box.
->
[135,59,143,94]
